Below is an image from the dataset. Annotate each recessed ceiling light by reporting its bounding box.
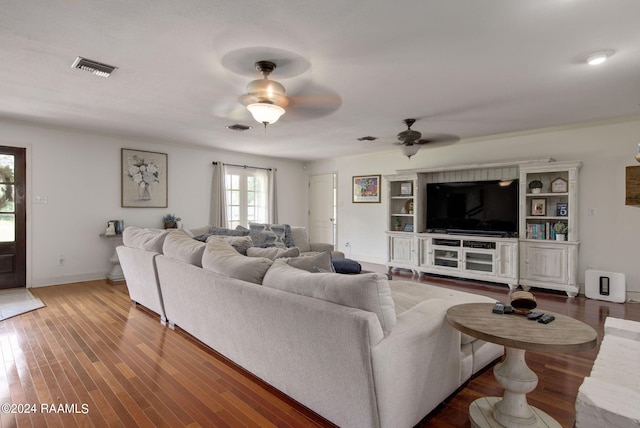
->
[585,50,615,65]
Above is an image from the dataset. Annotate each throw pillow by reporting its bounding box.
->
[286,251,334,273]
[263,261,397,335]
[206,235,253,255]
[248,223,293,248]
[122,226,170,253]
[289,226,312,252]
[246,246,300,260]
[194,225,250,242]
[202,238,273,284]
[163,229,206,267]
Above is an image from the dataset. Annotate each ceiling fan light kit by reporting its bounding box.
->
[247,103,285,126]
[401,144,420,159]
[239,60,289,128]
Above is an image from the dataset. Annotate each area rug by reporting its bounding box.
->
[0,288,45,321]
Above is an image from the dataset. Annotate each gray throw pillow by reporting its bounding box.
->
[207,235,253,255]
[194,225,250,242]
[248,223,293,248]
[246,246,300,260]
[286,251,334,273]
[202,238,273,284]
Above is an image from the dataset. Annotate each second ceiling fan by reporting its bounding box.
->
[393,118,460,158]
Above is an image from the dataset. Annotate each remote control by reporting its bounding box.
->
[492,302,505,314]
[538,314,555,324]
[527,311,545,320]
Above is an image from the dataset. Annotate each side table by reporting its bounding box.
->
[447,302,597,428]
[99,233,125,284]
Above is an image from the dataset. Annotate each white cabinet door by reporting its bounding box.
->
[521,242,568,284]
[388,234,415,265]
[496,242,518,280]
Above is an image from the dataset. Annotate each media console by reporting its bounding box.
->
[416,233,518,290]
[384,160,582,296]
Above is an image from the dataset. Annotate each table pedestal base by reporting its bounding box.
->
[470,397,560,428]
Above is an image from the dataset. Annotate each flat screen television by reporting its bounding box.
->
[426,179,519,236]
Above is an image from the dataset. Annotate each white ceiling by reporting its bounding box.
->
[2,1,639,161]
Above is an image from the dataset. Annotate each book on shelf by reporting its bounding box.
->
[527,222,559,240]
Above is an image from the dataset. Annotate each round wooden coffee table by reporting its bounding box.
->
[447,302,597,428]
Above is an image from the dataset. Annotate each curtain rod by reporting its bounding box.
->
[212,161,273,171]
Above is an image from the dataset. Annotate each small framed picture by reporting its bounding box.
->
[353,175,381,203]
[551,177,568,193]
[400,182,412,195]
[531,198,546,216]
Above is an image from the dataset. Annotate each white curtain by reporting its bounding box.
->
[210,163,227,227]
[268,168,278,223]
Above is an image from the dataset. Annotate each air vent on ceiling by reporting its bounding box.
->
[71,57,117,78]
[357,136,378,141]
[226,124,252,131]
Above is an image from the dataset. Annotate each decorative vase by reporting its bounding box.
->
[531,188,541,194]
[555,233,565,241]
[164,222,177,229]
[139,182,151,200]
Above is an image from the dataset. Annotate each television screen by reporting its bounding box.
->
[426,180,519,235]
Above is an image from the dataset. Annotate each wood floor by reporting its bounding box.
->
[1,272,638,428]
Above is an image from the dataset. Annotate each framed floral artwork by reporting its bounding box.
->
[353,174,381,203]
[121,149,168,208]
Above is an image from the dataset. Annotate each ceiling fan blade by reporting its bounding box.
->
[285,81,342,120]
[415,134,461,145]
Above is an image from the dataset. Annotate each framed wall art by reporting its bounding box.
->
[353,174,381,203]
[531,198,546,216]
[121,149,168,208]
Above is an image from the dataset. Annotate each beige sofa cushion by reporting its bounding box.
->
[290,226,312,252]
[246,246,300,260]
[285,251,334,272]
[122,226,169,253]
[263,260,396,334]
[202,238,273,284]
[163,230,206,267]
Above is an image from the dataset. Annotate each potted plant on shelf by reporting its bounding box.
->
[528,179,543,194]
[393,217,403,231]
[553,222,568,241]
[163,214,181,229]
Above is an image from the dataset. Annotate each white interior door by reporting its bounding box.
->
[309,173,336,246]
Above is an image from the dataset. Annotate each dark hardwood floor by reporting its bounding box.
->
[1,270,638,428]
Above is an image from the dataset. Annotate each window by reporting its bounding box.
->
[225,167,269,228]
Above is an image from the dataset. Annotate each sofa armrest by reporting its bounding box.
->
[308,243,345,258]
[371,299,463,428]
[309,242,334,252]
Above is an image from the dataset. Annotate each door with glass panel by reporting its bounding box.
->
[0,147,26,289]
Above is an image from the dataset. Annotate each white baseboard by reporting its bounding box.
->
[29,272,106,288]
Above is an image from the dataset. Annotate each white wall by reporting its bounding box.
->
[0,118,307,287]
[308,118,640,298]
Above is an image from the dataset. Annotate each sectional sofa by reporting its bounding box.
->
[117,226,504,428]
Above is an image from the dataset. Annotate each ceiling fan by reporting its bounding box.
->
[393,118,460,158]
[234,59,341,129]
